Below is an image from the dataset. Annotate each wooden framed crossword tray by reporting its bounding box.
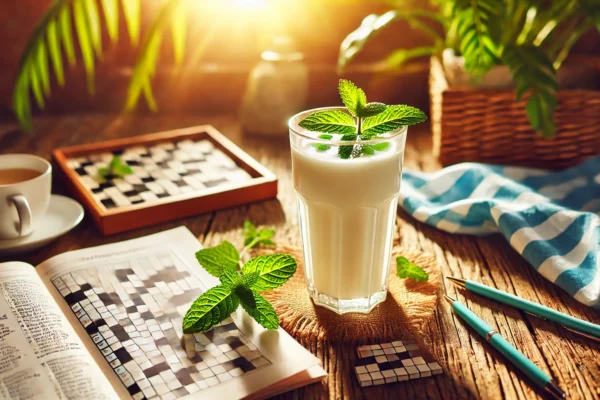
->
[53,125,277,235]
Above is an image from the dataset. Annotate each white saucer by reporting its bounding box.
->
[0,195,84,256]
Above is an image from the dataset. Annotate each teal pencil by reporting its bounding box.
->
[448,277,600,342]
[445,295,565,400]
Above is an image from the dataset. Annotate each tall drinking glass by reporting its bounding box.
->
[289,107,408,314]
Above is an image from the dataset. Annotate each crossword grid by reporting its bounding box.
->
[354,341,442,387]
[66,139,253,210]
[52,253,270,400]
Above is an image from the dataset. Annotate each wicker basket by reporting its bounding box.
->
[430,56,600,169]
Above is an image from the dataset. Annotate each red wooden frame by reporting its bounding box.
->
[53,125,278,235]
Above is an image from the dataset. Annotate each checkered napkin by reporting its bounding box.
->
[399,156,600,308]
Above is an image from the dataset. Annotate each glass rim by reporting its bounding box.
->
[288,106,407,146]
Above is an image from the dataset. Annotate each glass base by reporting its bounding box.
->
[307,284,387,314]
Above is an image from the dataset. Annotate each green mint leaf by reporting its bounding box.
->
[396,256,429,282]
[195,241,240,277]
[110,156,133,176]
[113,163,134,176]
[338,134,382,159]
[99,156,133,179]
[258,229,275,241]
[313,144,331,152]
[235,285,256,310]
[243,221,277,248]
[357,102,387,118]
[220,269,242,289]
[362,105,427,135]
[312,133,333,152]
[338,133,357,159]
[298,110,356,134]
[338,79,367,117]
[240,291,279,330]
[362,145,375,155]
[243,221,258,246]
[371,142,390,151]
[109,156,121,170]
[241,272,259,288]
[182,285,240,333]
[98,167,110,179]
[242,254,297,292]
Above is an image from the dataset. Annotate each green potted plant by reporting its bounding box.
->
[339,0,600,167]
[11,0,288,132]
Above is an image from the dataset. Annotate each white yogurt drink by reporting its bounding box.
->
[289,107,407,314]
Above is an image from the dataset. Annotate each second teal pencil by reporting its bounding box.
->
[445,295,565,399]
[447,277,600,341]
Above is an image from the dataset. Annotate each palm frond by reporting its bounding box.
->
[502,44,558,138]
[121,0,141,45]
[455,0,504,75]
[171,1,187,65]
[337,10,443,73]
[37,38,51,97]
[519,0,575,46]
[59,6,76,65]
[12,0,140,132]
[124,0,185,111]
[101,0,119,42]
[47,19,65,86]
[73,0,95,94]
[551,19,592,69]
[83,0,103,59]
[385,46,437,68]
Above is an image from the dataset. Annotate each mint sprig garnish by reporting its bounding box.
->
[298,110,356,134]
[241,254,297,292]
[183,222,296,334]
[240,292,279,330]
[362,105,427,135]
[313,134,332,152]
[359,102,388,117]
[243,220,276,248]
[362,142,390,155]
[182,285,240,333]
[396,256,429,282]
[339,79,367,117]
[98,156,134,179]
[298,79,427,159]
[195,241,240,277]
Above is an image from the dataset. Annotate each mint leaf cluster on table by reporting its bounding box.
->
[298,79,427,159]
[396,256,428,282]
[182,222,296,334]
[243,220,275,247]
[98,156,134,179]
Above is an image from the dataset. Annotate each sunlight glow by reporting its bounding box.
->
[233,0,267,9]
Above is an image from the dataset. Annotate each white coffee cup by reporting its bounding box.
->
[0,154,52,240]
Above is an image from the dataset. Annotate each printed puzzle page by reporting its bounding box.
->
[0,262,117,399]
[36,227,322,400]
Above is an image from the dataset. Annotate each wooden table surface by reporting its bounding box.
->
[1,114,599,400]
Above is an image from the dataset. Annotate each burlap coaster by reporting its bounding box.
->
[253,246,440,344]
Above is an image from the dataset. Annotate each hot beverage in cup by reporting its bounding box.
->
[0,168,43,185]
[0,155,52,240]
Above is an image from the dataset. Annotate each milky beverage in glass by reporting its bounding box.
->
[289,107,407,314]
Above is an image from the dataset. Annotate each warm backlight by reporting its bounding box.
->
[233,0,268,8]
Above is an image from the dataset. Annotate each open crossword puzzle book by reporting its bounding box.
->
[0,227,325,399]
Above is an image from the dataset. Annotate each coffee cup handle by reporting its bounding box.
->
[9,195,32,237]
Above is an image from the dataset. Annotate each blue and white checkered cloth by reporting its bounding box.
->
[399,156,600,308]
